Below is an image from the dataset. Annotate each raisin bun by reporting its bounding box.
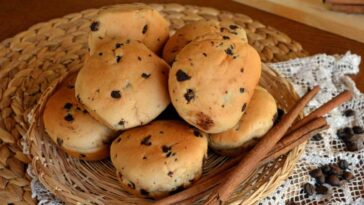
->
[162,20,247,64]
[110,120,208,199]
[88,4,169,55]
[209,87,277,156]
[43,73,116,160]
[75,38,170,130]
[169,34,261,133]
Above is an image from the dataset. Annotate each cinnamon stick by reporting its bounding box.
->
[203,86,321,205]
[273,117,327,153]
[288,90,352,133]
[167,120,329,205]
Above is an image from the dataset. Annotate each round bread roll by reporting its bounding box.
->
[88,4,169,55]
[75,38,170,130]
[43,73,115,160]
[162,20,247,64]
[169,34,261,133]
[110,120,208,199]
[209,87,277,156]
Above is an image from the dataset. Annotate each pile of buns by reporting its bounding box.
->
[42,4,278,199]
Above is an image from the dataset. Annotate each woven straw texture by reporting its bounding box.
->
[0,3,307,204]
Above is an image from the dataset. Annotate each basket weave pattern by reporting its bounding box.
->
[0,3,307,204]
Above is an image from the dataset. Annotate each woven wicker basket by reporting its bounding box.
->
[0,3,309,204]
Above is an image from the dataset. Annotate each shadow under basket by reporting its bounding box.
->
[27,62,303,204]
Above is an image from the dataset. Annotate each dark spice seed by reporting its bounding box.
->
[64,103,73,110]
[90,21,99,31]
[140,189,149,196]
[116,55,122,63]
[193,130,202,137]
[116,138,121,143]
[118,119,125,126]
[111,90,121,99]
[83,109,88,114]
[128,181,135,189]
[141,135,152,146]
[321,165,331,175]
[344,127,354,136]
[202,52,207,57]
[330,164,343,176]
[343,171,354,181]
[143,156,147,160]
[98,52,103,56]
[274,108,285,125]
[315,175,326,184]
[225,47,233,56]
[162,145,171,153]
[303,183,315,196]
[315,184,328,195]
[142,24,148,34]
[327,175,341,186]
[240,68,244,73]
[338,159,349,170]
[176,69,191,81]
[64,114,74,122]
[229,24,238,30]
[241,103,247,112]
[239,87,245,93]
[56,138,63,146]
[346,141,358,151]
[80,154,86,158]
[168,171,173,177]
[166,152,172,158]
[184,89,195,103]
[222,36,230,40]
[309,168,323,178]
[352,126,364,134]
[312,133,323,141]
[336,129,348,139]
[141,73,151,79]
[343,109,355,117]
[115,43,123,48]
[137,56,142,61]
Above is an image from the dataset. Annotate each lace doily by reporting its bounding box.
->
[27,53,364,204]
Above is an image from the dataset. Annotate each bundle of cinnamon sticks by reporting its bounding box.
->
[324,0,364,14]
[155,86,353,205]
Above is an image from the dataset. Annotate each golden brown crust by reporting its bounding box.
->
[88,4,170,55]
[42,73,115,161]
[162,20,247,64]
[169,34,261,133]
[75,38,170,130]
[209,87,277,156]
[110,120,208,199]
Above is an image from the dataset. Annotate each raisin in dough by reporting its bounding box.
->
[110,120,208,199]
[43,73,115,160]
[88,4,169,55]
[162,20,247,64]
[209,87,277,156]
[169,34,261,133]
[75,38,170,130]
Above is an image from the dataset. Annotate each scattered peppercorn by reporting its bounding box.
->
[303,183,315,196]
[343,109,355,117]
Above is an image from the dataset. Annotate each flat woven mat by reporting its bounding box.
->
[0,3,307,204]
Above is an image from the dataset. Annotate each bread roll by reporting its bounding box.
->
[110,120,208,199]
[209,87,277,156]
[169,34,261,133]
[88,4,169,55]
[162,20,247,64]
[43,73,115,160]
[75,38,170,130]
